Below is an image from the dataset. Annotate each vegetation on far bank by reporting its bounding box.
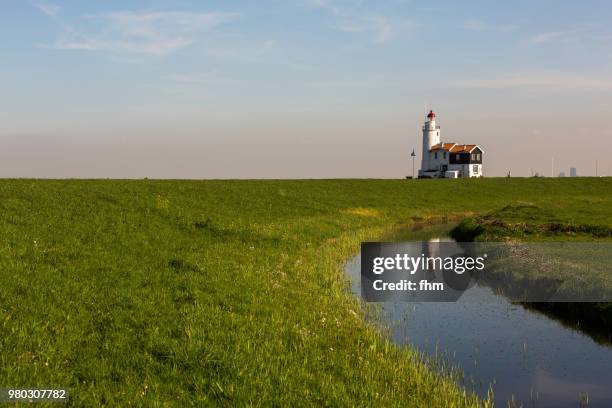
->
[449,194,612,345]
[1,178,611,406]
[451,203,612,242]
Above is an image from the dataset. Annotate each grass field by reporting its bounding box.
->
[1,178,611,406]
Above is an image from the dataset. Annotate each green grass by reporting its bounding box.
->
[1,178,611,406]
[451,202,612,242]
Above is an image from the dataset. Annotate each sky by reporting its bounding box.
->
[1,0,612,178]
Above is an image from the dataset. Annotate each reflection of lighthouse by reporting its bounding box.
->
[427,238,441,260]
[419,110,440,177]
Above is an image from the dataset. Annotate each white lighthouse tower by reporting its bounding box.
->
[415,110,484,178]
[419,110,440,177]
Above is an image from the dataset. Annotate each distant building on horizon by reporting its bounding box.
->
[570,167,578,177]
[418,110,483,179]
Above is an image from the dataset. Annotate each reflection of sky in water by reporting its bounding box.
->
[346,250,612,407]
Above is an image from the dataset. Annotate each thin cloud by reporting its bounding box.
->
[370,17,392,43]
[527,30,570,44]
[334,24,364,33]
[166,74,211,84]
[463,19,519,32]
[34,3,59,17]
[304,0,410,43]
[165,73,238,85]
[463,20,488,31]
[526,24,596,45]
[38,9,241,55]
[332,15,394,43]
[303,0,341,15]
[449,72,612,91]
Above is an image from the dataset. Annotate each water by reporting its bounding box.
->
[345,228,612,407]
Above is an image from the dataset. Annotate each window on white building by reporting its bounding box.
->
[473,165,479,173]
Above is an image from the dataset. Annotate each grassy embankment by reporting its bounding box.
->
[450,195,612,344]
[1,178,611,406]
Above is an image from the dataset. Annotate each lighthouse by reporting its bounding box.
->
[417,110,484,178]
[419,110,441,177]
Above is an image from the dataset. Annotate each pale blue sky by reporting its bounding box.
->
[1,0,611,178]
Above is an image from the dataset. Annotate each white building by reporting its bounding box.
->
[418,110,484,178]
